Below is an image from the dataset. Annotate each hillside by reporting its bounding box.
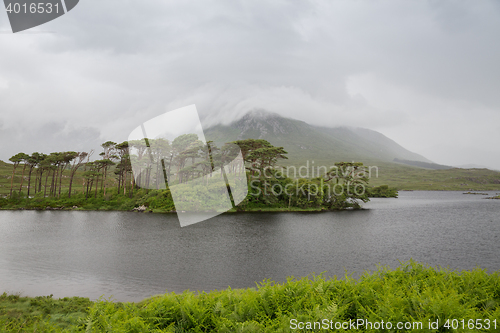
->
[393,158,454,170]
[204,110,500,190]
[205,110,430,167]
[2,110,500,193]
[367,163,500,191]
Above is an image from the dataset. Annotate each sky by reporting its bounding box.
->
[1,0,499,169]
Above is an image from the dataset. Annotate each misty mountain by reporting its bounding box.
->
[393,158,453,170]
[204,110,432,167]
[455,164,491,169]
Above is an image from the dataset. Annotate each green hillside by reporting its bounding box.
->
[366,162,500,191]
[0,160,117,198]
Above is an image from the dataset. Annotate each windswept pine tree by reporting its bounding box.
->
[8,153,24,197]
[115,141,130,195]
[68,152,88,198]
[26,152,44,197]
[1,137,373,211]
[100,141,117,196]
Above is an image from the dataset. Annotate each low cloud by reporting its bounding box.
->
[0,0,499,168]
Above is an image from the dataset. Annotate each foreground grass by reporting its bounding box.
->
[2,261,500,332]
[0,294,91,332]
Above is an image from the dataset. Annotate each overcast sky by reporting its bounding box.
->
[1,0,499,169]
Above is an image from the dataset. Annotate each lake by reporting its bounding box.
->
[1,191,499,302]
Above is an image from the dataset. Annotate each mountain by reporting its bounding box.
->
[204,110,432,167]
[393,158,454,170]
[455,164,491,169]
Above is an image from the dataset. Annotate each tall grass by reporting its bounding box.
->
[78,261,499,332]
[0,293,91,332]
[3,261,495,332]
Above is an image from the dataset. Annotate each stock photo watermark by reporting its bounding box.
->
[127,105,380,226]
[246,162,379,199]
[128,105,248,227]
[3,0,79,33]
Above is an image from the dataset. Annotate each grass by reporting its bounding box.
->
[362,162,500,191]
[0,188,175,213]
[1,261,499,332]
[272,153,500,191]
[0,160,116,198]
[0,293,92,332]
[0,192,360,213]
[249,159,500,191]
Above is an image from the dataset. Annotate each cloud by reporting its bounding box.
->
[0,0,499,168]
[0,120,101,160]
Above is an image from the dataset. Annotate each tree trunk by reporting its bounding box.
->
[27,166,34,198]
[123,170,127,195]
[86,179,91,199]
[44,170,50,197]
[136,168,141,188]
[51,165,58,197]
[116,171,120,195]
[58,164,65,197]
[9,163,18,197]
[95,175,99,198]
[103,166,108,196]
[18,164,27,195]
[38,168,43,193]
[68,168,77,198]
[156,159,161,190]
[101,167,105,191]
[35,167,43,194]
[130,175,135,198]
[117,170,121,195]
[81,164,89,194]
[33,168,38,194]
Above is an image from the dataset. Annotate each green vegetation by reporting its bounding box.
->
[2,261,499,332]
[0,293,91,332]
[366,163,500,191]
[0,188,175,212]
[1,138,375,212]
[204,111,500,191]
[2,134,499,211]
[366,185,398,198]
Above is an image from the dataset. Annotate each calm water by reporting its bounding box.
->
[1,191,499,302]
